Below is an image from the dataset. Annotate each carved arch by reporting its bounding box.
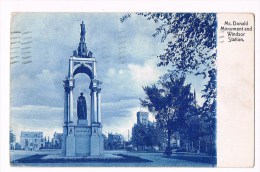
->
[73,63,94,79]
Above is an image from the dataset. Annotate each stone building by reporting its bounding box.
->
[137,111,149,125]
[20,131,45,150]
[108,133,124,143]
[107,133,124,150]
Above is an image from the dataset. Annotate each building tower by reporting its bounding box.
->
[137,111,149,125]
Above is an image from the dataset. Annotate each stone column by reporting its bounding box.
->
[64,90,68,124]
[69,89,73,123]
[63,79,69,124]
[93,61,96,78]
[69,57,74,78]
[67,94,70,122]
[69,78,74,123]
[97,90,101,123]
[91,87,98,123]
[90,92,94,123]
[68,57,75,123]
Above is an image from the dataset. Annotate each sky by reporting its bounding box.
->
[10,13,207,141]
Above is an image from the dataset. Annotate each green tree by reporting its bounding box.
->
[10,129,16,150]
[103,134,109,150]
[121,12,217,114]
[140,75,195,156]
[121,13,217,78]
[132,123,165,150]
[122,12,217,158]
[132,124,146,150]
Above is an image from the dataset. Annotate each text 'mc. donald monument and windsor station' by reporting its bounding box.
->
[62,21,104,157]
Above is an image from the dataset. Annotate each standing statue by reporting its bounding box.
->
[76,21,94,58]
[77,92,87,120]
[80,21,86,42]
[78,21,88,58]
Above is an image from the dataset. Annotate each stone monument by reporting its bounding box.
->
[62,21,104,156]
[77,92,87,125]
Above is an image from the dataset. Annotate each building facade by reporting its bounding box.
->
[20,131,45,150]
[137,111,149,125]
[107,133,124,150]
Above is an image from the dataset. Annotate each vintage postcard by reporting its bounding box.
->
[8,12,254,168]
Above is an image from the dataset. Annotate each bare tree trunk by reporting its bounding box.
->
[165,126,172,157]
[167,131,171,149]
[198,139,201,153]
[210,134,214,167]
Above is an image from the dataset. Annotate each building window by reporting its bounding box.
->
[142,118,147,124]
[25,139,28,147]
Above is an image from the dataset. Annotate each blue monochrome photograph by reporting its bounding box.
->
[10,13,217,167]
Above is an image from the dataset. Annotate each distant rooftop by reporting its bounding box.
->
[20,131,43,138]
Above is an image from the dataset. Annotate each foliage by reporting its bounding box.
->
[121,13,217,156]
[132,124,146,148]
[10,129,16,150]
[202,68,217,109]
[181,105,201,143]
[121,13,217,78]
[200,68,217,156]
[10,129,16,143]
[140,75,196,156]
[103,134,109,150]
[121,13,217,113]
[53,136,63,149]
[132,123,165,150]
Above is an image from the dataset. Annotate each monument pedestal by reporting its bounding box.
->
[77,119,88,126]
[90,136,103,156]
[90,123,104,156]
[62,126,67,156]
[62,123,103,157]
[65,125,76,156]
[66,136,76,156]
